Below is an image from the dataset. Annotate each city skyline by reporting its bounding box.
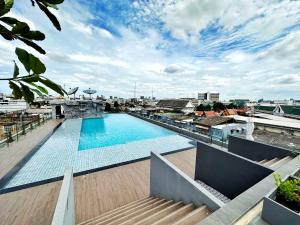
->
[0,0,300,100]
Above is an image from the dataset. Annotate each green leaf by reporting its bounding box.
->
[20,83,34,102]
[42,0,64,4]
[30,88,43,96]
[0,24,14,40]
[21,75,40,82]
[12,22,30,34]
[22,79,48,94]
[44,3,58,10]
[15,48,30,72]
[18,37,46,54]
[0,0,14,16]
[13,60,19,78]
[0,16,19,26]
[15,48,46,73]
[39,77,64,96]
[30,82,48,94]
[9,81,22,99]
[36,1,61,31]
[21,31,45,41]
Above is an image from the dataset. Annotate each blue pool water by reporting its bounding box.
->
[4,114,194,189]
[78,114,173,150]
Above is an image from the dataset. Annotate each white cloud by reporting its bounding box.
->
[224,51,251,64]
[0,0,300,100]
[161,0,300,45]
[161,0,261,43]
[164,64,183,73]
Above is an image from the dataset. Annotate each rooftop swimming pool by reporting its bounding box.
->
[79,114,172,150]
[2,114,194,190]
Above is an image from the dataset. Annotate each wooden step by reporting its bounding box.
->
[263,158,279,167]
[258,159,267,164]
[82,197,159,225]
[269,156,293,169]
[110,199,174,225]
[173,205,211,225]
[134,201,185,225]
[78,197,152,225]
[97,198,166,225]
[151,203,195,225]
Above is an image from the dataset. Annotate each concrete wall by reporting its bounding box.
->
[228,135,294,161]
[150,152,224,211]
[51,169,75,225]
[195,142,273,199]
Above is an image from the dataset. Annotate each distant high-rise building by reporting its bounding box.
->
[198,92,219,102]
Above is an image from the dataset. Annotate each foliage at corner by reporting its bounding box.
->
[196,104,211,111]
[213,102,225,111]
[273,173,300,204]
[0,0,66,102]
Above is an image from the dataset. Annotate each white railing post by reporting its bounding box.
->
[51,168,75,225]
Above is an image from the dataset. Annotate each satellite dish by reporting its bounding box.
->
[67,87,79,99]
[83,88,97,99]
[67,87,79,95]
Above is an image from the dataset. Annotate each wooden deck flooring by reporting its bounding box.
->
[0,148,196,225]
[0,181,62,225]
[0,119,62,180]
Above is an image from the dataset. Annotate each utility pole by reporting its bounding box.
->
[134,81,136,99]
[151,86,153,99]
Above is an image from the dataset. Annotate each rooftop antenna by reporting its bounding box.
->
[151,86,153,99]
[134,81,136,99]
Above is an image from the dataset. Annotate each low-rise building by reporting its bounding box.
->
[193,116,234,135]
[50,99,104,119]
[156,99,195,114]
[254,104,300,119]
[198,92,220,102]
[0,95,28,113]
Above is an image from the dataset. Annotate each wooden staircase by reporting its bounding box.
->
[258,156,293,169]
[78,197,211,225]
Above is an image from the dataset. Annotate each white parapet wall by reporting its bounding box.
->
[51,168,75,225]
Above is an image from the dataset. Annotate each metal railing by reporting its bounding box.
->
[129,112,228,148]
[0,114,52,148]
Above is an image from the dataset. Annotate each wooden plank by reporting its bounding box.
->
[0,119,62,180]
[74,148,196,223]
[0,181,61,225]
[0,147,196,225]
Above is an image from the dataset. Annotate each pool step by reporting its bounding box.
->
[78,197,211,225]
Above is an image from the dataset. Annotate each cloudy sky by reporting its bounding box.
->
[1,0,300,100]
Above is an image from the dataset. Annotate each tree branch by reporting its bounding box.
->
[0,74,35,81]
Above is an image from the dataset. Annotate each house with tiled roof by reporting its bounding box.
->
[203,111,219,118]
[156,99,195,114]
[274,105,300,119]
[194,111,204,117]
[254,105,276,113]
[255,104,300,119]
[222,109,237,116]
[193,116,234,134]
